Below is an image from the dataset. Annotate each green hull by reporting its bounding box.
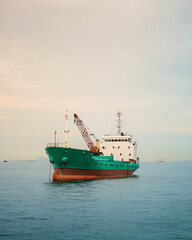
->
[45,147,139,181]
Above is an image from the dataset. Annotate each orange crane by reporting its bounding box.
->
[74,114,100,155]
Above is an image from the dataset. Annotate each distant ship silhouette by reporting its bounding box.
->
[157,157,164,162]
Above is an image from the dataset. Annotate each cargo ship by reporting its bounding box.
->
[45,111,139,182]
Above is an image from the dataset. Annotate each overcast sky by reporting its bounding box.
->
[0,0,192,161]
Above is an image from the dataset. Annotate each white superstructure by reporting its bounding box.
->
[100,112,138,163]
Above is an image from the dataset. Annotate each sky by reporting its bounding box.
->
[0,0,192,161]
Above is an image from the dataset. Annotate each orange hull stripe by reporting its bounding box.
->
[53,168,135,181]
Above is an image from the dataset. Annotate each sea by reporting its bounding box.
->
[0,159,192,240]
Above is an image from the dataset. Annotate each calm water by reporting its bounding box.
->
[0,159,192,240]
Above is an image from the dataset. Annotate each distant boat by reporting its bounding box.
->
[4,160,8,162]
[157,157,164,162]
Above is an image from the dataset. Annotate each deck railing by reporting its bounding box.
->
[46,143,64,148]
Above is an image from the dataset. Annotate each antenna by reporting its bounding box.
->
[64,110,69,148]
[117,111,122,136]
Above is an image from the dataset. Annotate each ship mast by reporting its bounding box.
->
[117,111,122,136]
[54,130,57,147]
[64,110,69,148]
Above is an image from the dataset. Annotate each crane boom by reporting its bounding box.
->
[74,114,100,154]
